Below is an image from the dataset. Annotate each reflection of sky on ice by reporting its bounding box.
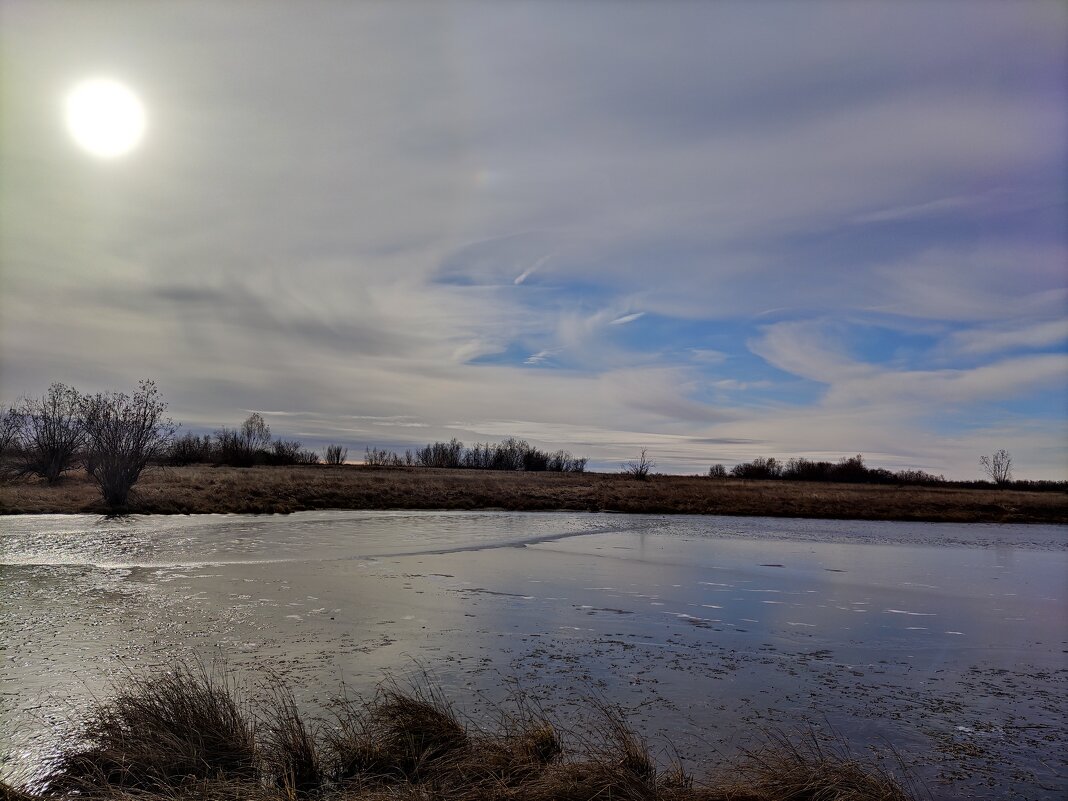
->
[1,511,1065,799]
[501,529,1065,666]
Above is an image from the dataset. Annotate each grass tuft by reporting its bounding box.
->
[42,663,258,794]
[720,730,916,801]
[14,664,918,801]
[260,682,323,795]
[327,685,470,785]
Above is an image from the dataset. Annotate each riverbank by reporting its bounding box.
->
[1,465,1064,523]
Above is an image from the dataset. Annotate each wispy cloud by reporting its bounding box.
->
[945,319,1068,357]
[524,349,559,365]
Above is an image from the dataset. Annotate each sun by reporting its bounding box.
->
[64,77,147,159]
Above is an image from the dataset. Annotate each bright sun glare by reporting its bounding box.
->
[64,77,147,158]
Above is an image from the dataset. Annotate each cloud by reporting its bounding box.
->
[945,319,1068,357]
[851,192,996,224]
[524,349,558,365]
[749,319,1068,429]
[610,311,640,326]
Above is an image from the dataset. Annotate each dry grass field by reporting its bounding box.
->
[1,465,1064,523]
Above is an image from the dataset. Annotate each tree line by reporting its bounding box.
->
[709,454,945,484]
[365,438,588,473]
[705,451,1064,492]
[168,415,332,468]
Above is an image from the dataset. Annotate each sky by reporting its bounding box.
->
[1,1,1066,478]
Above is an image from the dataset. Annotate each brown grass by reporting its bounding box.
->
[41,664,258,795]
[15,664,916,801]
[1,464,1064,523]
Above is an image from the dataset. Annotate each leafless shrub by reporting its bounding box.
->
[416,438,464,468]
[731,457,782,479]
[15,383,84,483]
[893,468,945,486]
[0,405,20,456]
[322,444,347,465]
[213,414,274,467]
[415,438,586,472]
[269,439,303,465]
[363,447,401,467]
[262,439,318,466]
[241,413,271,452]
[622,448,654,480]
[169,432,214,465]
[0,405,23,481]
[80,380,176,509]
[708,463,727,479]
[980,449,1013,485]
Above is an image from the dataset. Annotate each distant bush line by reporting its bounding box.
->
[168,414,324,468]
[367,437,587,473]
[709,454,1067,492]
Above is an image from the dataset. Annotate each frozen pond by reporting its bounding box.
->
[1,511,1065,799]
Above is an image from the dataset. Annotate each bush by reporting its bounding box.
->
[621,448,654,480]
[980,449,1013,485]
[241,413,272,454]
[323,444,348,465]
[80,381,176,508]
[893,468,945,486]
[0,405,22,480]
[364,446,400,467]
[13,383,86,483]
[782,457,832,482]
[168,432,214,465]
[414,438,588,472]
[213,427,250,467]
[212,414,274,467]
[416,438,465,468]
[731,456,782,479]
[267,439,320,466]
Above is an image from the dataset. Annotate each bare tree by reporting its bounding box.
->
[325,444,348,465]
[708,463,727,479]
[241,413,272,454]
[0,405,23,480]
[80,380,177,508]
[979,449,1013,486]
[622,448,654,480]
[0,405,20,455]
[16,383,84,483]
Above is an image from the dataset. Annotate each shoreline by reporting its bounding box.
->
[1,464,1065,523]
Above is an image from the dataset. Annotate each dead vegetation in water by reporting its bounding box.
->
[11,664,918,801]
[0,464,1063,523]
